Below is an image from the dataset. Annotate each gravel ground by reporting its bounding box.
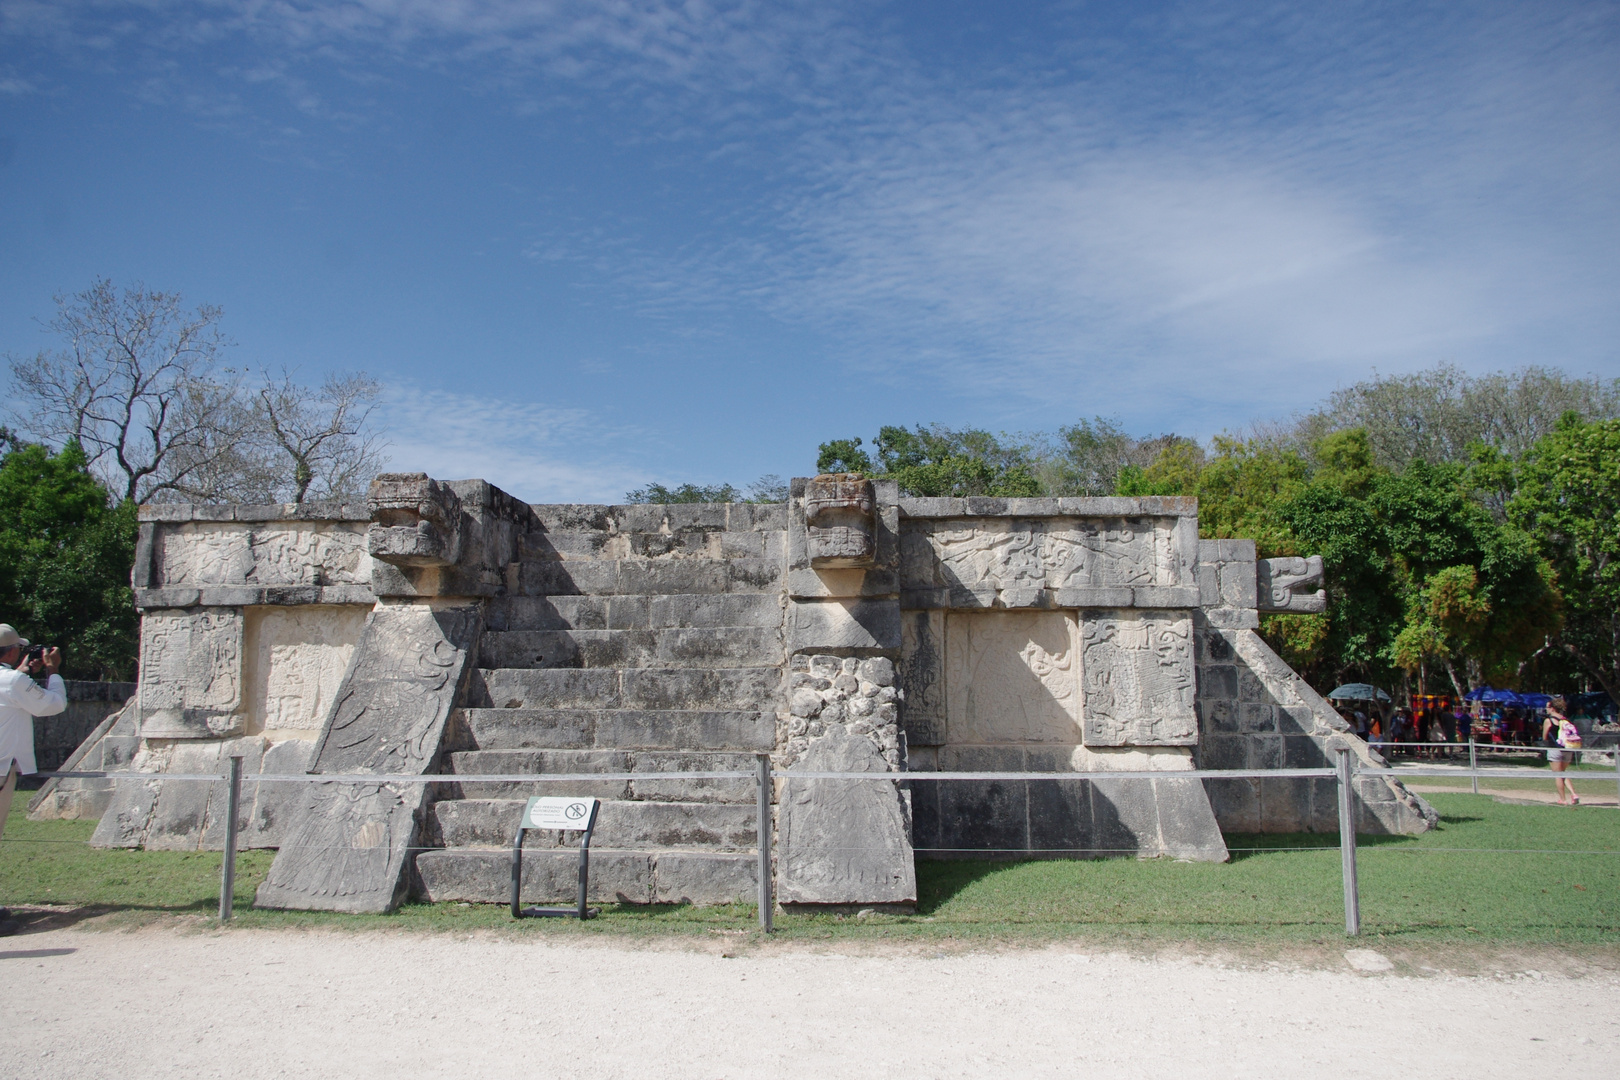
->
[2,922,1616,1079]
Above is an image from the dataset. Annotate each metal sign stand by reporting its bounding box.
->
[511,797,600,920]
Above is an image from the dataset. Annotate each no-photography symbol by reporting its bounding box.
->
[564,803,587,820]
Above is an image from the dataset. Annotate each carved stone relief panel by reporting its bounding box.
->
[367,472,464,568]
[158,524,370,586]
[243,605,370,737]
[912,518,1178,595]
[1257,556,1327,613]
[803,474,876,568]
[899,609,946,746]
[943,610,1082,744]
[138,609,245,737]
[310,605,480,774]
[1079,610,1197,746]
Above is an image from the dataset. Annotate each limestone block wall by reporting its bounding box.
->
[1194,540,1435,834]
[70,502,380,848]
[29,680,135,774]
[776,478,916,904]
[897,497,1226,861]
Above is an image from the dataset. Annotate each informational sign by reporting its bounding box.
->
[522,796,598,831]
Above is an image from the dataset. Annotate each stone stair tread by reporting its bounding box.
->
[473,666,780,710]
[485,592,784,633]
[516,557,781,598]
[479,626,782,670]
[416,846,757,905]
[523,530,777,561]
[432,798,757,850]
[447,747,760,767]
[453,708,774,752]
[444,748,758,803]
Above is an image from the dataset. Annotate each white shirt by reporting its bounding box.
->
[0,666,66,775]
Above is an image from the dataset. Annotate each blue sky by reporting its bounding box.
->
[2,1,1617,501]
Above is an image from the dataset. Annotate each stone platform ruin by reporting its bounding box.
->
[32,474,1434,912]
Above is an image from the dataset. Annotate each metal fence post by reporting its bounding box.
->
[1335,747,1361,937]
[1613,743,1619,806]
[218,755,243,922]
[756,753,773,933]
[1468,735,1478,795]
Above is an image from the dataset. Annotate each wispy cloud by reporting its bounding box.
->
[380,382,665,502]
[6,1,1617,442]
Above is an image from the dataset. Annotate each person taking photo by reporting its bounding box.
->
[0,623,66,937]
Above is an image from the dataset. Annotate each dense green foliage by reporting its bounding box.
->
[819,389,1581,692]
[1508,415,1620,699]
[0,438,138,679]
[624,481,741,504]
[818,426,1041,497]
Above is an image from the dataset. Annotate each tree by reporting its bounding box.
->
[1114,437,1206,498]
[1378,464,1560,694]
[815,438,873,476]
[1038,418,1151,496]
[871,424,1041,497]
[256,370,386,503]
[816,425,1041,497]
[1193,435,1312,550]
[1188,429,1560,692]
[745,474,789,502]
[0,440,137,679]
[1299,363,1620,473]
[7,278,250,503]
[622,474,787,504]
[624,482,741,503]
[1510,415,1620,699]
[9,281,391,505]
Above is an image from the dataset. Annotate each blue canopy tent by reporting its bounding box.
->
[1463,686,1526,706]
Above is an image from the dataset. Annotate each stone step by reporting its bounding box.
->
[527,502,786,535]
[478,627,782,669]
[486,593,784,633]
[523,529,782,562]
[445,749,757,802]
[416,847,757,906]
[472,667,779,711]
[454,708,775,752]
[432,798,757,850]
[515,558,781,598]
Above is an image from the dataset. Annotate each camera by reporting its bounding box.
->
[22,644,54,677]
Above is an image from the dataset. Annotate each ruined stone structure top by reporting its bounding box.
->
[35,474,1433,913]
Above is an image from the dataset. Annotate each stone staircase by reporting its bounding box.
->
[413,503,787,905]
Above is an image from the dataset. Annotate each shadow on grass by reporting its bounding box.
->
[1223,831,1419,862]
[915,860,1009,915]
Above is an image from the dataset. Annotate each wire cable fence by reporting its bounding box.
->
[8,749,1618,936]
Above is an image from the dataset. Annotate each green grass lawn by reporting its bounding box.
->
[2,793,1615,944]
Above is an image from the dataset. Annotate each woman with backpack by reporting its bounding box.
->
[1542,696,1583,806]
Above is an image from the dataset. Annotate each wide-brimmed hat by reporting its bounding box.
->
[0,624,28,649]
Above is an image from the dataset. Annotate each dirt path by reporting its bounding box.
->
[1403,782,1620,806]
[3,923,1616,1079]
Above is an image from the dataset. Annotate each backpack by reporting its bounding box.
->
[1558,719,1583,749]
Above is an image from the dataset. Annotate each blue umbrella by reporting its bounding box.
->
[1328,683,1391,702]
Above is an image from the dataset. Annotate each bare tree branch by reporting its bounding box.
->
[255,369,388,503]
[7,278,249,502]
